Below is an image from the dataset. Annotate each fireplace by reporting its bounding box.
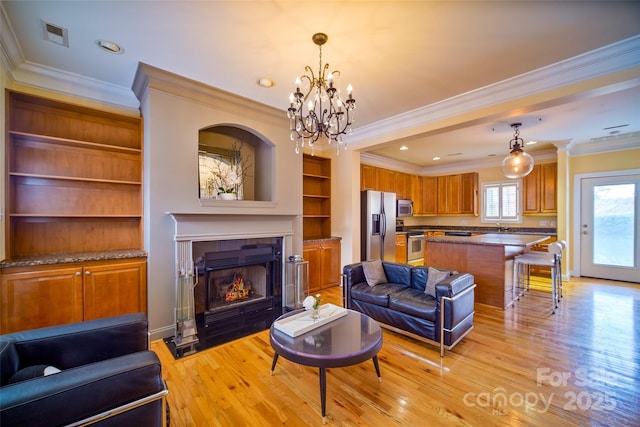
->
[167,212,295,357]
[192,237,284,349]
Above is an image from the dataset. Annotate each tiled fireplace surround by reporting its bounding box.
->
[169,213,295,346]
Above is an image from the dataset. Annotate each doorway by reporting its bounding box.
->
[579,172,640,283]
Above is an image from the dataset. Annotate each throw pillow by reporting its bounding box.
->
[424,267,450,297]
[8,365,61,384]
[362,260,388,287]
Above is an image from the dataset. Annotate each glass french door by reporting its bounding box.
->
[580,174,640,283]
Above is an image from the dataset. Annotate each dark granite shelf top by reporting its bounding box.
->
[1,249,148,269]
[303,236,342,244]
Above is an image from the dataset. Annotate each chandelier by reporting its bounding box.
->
[287,33,356,154]
[502,123,534,178]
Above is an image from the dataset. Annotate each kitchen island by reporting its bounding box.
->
[423,233,550,309]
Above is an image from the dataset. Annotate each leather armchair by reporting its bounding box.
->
[0,313,168,427]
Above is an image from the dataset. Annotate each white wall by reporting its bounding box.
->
[133,64,302,339]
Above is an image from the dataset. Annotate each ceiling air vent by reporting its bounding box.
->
[41,20,69,47]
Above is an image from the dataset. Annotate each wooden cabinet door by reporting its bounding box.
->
[523,165,541,214]
[437,176,448,214]
[421,176,437,214]
[460,173,479,215]
[523,163,557,214]
[395,234,407,264]
[448,174,462,213]
[410,175,422,213]
[303,244,322,293]
[540,163,557,213]
[0,266,83,334]
[320,240,341,289]
[361,164,377,191]
[437,175,461,213]
[396,173,411,200]
[376,168,397,193]
[303,240,341,293]
[83,260,147,320]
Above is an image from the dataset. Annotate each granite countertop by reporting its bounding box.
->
[0,249,148,269]
[399,226,557,236]
[423,233,551,247]
[303,236,342,244]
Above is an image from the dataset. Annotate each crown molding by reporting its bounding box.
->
[0,3,139,110]
[132,63,284,121]
[361,149,558,176]
[349,35,640,147]
[569,131,640,157]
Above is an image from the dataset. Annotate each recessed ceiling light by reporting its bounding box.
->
[400,145,408,151]
[433,156,440,161]
[96,39,124,54]
[257,78,275,88]
[526,140,538,145]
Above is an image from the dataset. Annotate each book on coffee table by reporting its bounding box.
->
[273,303,348,337]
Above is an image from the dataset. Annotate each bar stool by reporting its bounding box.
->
[555,240,566,300]
[513,241,563,313]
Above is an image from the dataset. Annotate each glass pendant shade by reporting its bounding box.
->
[502,150,534,179]
[502,122,534,178]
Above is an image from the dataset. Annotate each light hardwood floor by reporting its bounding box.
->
[151,277,640,426]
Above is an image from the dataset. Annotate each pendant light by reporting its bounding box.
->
[502,123,534,179]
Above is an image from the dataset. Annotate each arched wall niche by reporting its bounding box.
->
[198,124,275,201]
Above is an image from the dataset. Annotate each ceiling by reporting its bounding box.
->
[2,1,639,172]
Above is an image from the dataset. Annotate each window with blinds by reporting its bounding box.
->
[482,181,521,223]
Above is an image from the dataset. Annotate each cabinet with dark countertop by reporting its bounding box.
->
[423,234,550,309]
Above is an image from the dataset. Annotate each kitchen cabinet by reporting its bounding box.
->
[395,234,407,264]
[0,259,147,334]
[436,173,478,215]
[376,167,398,193]
[303,155,331,239]
[420,176,438,214]
[410,175,423,213]
[437,174,462,214]
[460,172,479,215]
[303,239,341,293]
[523,163,557,214]
[360,164,376,191]
[397,172,412,200]
[358,165,477,216]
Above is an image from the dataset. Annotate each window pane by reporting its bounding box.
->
[592,183,635,267]
[485,186,499,218]
[502,184,517,218]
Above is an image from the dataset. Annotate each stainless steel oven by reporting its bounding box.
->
[407,232,424,266]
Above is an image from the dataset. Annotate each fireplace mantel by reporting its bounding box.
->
[168,212,296,242]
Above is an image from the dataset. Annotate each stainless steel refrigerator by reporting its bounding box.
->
[361,190,397,261]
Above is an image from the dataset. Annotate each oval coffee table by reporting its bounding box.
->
[270,308,382,423]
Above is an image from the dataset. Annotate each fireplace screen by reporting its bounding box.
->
[194,238,283,330]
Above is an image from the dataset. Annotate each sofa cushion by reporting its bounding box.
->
[8,365,61,384]
[388,288,438,322]
[425,267,451,297]
[351,282,408,307]
[362,260,388,287]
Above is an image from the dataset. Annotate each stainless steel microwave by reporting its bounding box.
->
[397,199,413,217]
